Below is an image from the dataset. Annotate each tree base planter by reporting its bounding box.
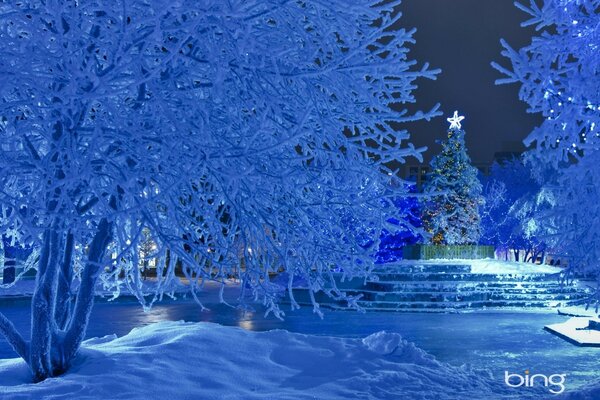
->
[403,245,495,260]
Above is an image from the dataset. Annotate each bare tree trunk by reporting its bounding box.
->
[55,232,74,330]
[30,228,60,381]
[541,250,546,265]
[531,249,540,264]
[62,218,112,370]
[17,219,113,382]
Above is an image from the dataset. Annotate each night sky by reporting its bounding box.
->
[398,0,542,164]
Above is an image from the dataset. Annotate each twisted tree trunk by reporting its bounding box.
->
[0,219,113,382]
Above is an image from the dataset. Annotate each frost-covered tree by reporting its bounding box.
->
[492,1,600,278]
[422,112,483,245]
[480,158,549,262]
[0,0,440,380]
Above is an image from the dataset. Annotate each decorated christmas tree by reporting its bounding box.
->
[422,111,483,245]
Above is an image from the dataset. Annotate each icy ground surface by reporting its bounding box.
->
[1,297,600,398]
[0,320,551,400]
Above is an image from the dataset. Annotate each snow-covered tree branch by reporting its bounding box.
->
[480,158,551,262]
[493,0,600,281]
[0,0,439,380]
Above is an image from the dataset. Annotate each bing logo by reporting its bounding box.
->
[504,370,566,394]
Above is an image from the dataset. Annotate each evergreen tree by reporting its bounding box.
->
[422,112,483,245]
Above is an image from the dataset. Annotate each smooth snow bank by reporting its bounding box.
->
[0,321,546,400]
[402,259,563,275]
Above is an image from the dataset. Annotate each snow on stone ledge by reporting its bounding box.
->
[396,258,563,275]
[545,317,600,347]
[0,321,547,399]
[465,259,563,275]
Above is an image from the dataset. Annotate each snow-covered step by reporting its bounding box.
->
[365,282,570,294]
[346,290,587,303]
[283,261,591,312]
[355,300,563,310]
[373,264,472,274]
[365,282,580,294]
[363,291,583,301]
[370,273,561,283]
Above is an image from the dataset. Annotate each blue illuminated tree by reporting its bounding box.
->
[422,112,483,245]
[0,0,440,380]
[375,185,422,263]
[480,158,549,262]
[493,1,600,278]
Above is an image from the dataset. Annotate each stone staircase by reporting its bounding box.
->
[290,262,593,312]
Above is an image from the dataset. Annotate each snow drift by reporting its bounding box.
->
[0,321,549,399]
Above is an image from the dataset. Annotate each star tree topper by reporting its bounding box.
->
[447,110,465,130]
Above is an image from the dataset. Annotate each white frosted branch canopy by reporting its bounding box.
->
[0,0,440,314]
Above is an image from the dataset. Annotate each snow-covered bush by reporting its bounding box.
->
[492,1,600,278]
[0,0,439,380]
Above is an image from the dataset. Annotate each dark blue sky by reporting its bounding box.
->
[399,0,541,164]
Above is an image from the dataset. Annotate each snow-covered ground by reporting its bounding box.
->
[0,321,551,400]
[0,300,599,398]
[0,260,597,399]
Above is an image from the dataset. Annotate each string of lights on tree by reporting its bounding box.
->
[422,111,483,245]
